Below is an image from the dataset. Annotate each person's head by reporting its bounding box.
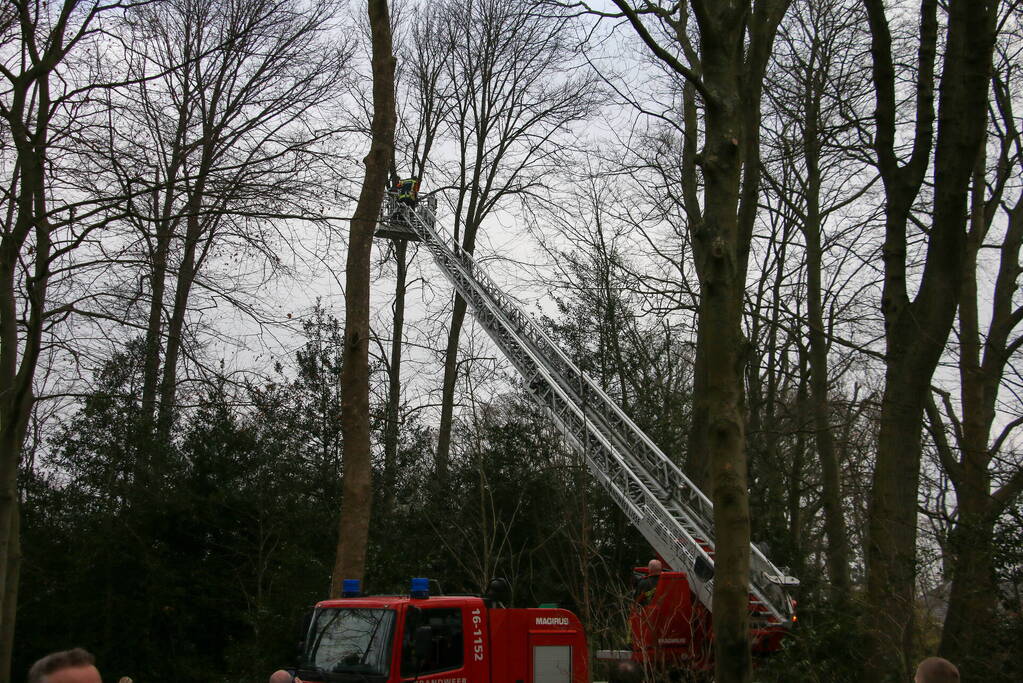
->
[269,670,294,683]
[27,649,100,683]
[647,559,663,576]
[915,657,960,683]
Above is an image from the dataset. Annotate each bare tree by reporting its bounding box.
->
[601,2,791,680]
[759,0,876,604]
[925,25,1023,676]
[743,189,800,566]
[377,2,457,508]
[0,2,150,678]
[861,1,998,676]
[96,0,354,441]
[431,0,602,487]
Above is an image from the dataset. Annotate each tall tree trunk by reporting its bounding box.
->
[434,195,483,488]
[801,145,850,598]
[747,213,789,547]
[142,225,170,425]
[383,240,408,510]
[612,3,790,679]
[862,1,996,677]
[434,188,483,487]
[0,268,25,652]
[0,70,55,682]
[867,366,934,676]
[156,179,209,438]
[787,351,809,577]
[792,24,851,596]
[0,4,128,677]
[694,4,789,680]
[688,12,756,679]
[696,96,753,683]
[939,485,997,679]
[141,165,184,432]
[140,117,189,430]
[435,295,468,488]
[0,502,18,682]
[429,0,598,488]
[331,0,396,596]
[939,137,1023,679]
[680,70,709,489]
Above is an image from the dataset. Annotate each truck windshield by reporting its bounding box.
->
[304,607,396,678]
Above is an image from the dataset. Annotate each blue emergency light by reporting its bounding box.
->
[410,577,430,599]
[342,579,362,598]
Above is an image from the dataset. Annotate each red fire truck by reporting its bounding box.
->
[292,569,793,682]
[294,578,588,682]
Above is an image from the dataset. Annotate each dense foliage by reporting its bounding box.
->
[12,314,655,681]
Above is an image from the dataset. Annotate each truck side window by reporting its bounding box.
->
[401,607,464,676]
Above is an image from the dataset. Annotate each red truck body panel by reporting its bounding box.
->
[628,569,790,672]
[630,571,713,670]
[488,608,588,683]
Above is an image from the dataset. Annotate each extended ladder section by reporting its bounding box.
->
[379,198,798,628]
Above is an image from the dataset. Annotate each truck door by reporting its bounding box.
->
[529,634,574,683]
[400,605,484,681]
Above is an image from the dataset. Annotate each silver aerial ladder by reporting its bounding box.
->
[377,194,799,629]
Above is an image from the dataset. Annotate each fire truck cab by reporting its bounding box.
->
[295,579,589,683]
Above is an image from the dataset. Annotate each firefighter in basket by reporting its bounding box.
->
[386,175,420,231]
[396,176,420,207]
